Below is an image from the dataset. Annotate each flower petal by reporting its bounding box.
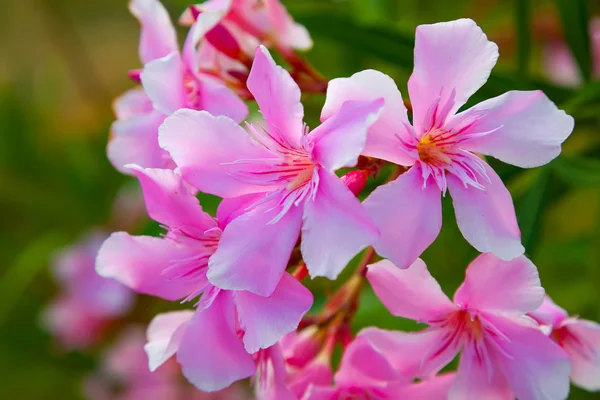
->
[409,19,498,133]
[246,46,304,148]
[177,292,256,392]
[366,259,454,322]
[399,373,456,400]
[448,162,524,260]
[108,112,170,174]
[528,296,569,328]
[207,198,303,296]
[460,91,574,168]
[264,0,313,50]
[364,165,442,269]
[159,109,274,197]
[129,0,178,64]
[196,77,248,123]
[301,168,379,280]
[140,52,185,115]
[113,88,153,120]
[96,233,198,301]
[321,69,414,166]
[144,310,194,371]
[453,253,544,314]
[308,99,384,172]
[234,273,313,354]
[564,319,600,391]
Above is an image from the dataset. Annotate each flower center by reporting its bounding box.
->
[183,74,202,110]
[417,129,456,167]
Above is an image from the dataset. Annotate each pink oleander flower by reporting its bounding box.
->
[322,18,574,269]
[109,0,247,174]
[158,46,383,296]
[181,0,312,53]
[543,17,600,87]
[84,326,247,400]
[529,296,600,391]
[43,230,134,349]
[362,253,571,400]
[96,167,313,392]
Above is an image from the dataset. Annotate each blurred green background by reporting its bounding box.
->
[1,0,599,398]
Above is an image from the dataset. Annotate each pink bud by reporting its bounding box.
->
[341,170,369,196]
[280,326,322,368]
[127,69,142,83]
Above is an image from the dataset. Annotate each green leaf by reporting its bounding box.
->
[515,0,531,80]
[517,167,552,255]
[554,0,592,82]
[553,156,600,187]
[562,80,600,116]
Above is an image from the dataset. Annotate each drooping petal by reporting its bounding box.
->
[108,112,170,174]
[488,314,571,400]
[408,19,499,133]
[364,165,442,270]
[207,198,303,296]
[264,0,313,50]
[246,45,304,148]
[129,0,178,64]
[96,233,199,301]
[321,69,414,165]
[563,319,600,391]
[366,259,454,322]
[144,310,194,371]
[301,168,379,280]
[234,273,313,353]
[528,296,569,328]
[159,109,275,197]
[453,253,544,315]
[196,77,248,123]
[359,327,459,379]
[459,91,574,168]
[307,99,384,172]
[140,52,185,115]
[177,292,256,392]
[448,162,524,261]
[113,88,153,120]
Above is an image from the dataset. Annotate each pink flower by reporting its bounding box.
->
[158,46,383,296]
[362,253,571,400]
[109,0,247,174]
[43,230,134,349]
[322,19,574,269]
[96,167,313,391]
[181,0,312,53]
[529,296,600,391]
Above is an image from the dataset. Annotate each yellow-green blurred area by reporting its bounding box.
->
[1,0,600,398]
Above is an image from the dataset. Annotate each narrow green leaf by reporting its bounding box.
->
[553,156,600,187]
[515,0,531,80]
[517,167,552,254]
[554,0,592,82]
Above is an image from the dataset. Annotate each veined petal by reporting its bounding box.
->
[301,168,379,280]
[246,46,304,148]
[308,99,384,172]
[448,162,524,261]
[364,165,442,269]
[144,310,194,371]
[366,259,454,322]
[563,319,600,391]
[129,0,178,64]
[322,69,414,165]
[528,296,569,328]
[409,19,498,133]
[140,52,186,115]
[459,91,574,168]
[453,253,544,315]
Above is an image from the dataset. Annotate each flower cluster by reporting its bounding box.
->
[93,1,600,399]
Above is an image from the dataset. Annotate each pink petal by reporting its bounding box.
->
[308,99,384,172]
[359,327,459,379]
[207,198,303,296]
[140,52,185,115]
[453,253,544,315]
[489,314,571,400]
[264,0,312,50]
[321,69,414,166]
[408,19,498,133]
[301,386,339,400]
[301,168,379,280]
[246,46,304,148]
[129,0,178,64]
[181,8,227,71]
[528,296,569,328]
[177,293,256,392]
[113,88,153,120]
[459,91,574,168]
[364,165,442,269]
[564,319,600,391]
[234,273,313,353]
[366,259,454,322]
[144,310,194,371]
[255,345,297,400]
[196,77,248,123]
[399,373,456,400]
[158,109,274,197]
[448,162,524,260]
[108,112,170,174]
[287,359,332,399]
[129,166,217,233]
[96,232,199,301]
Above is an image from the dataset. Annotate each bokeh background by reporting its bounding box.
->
[1,0,600,398]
